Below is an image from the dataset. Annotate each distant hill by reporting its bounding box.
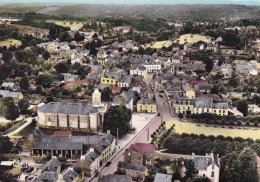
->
[0,4,260,20]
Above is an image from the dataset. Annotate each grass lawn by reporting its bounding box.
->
[166,119,260,140]
[0,122,7,127]
[174,33,211,44]
[13,121,36,137]
[142,40,173,49]
[0,39,22,48]
[52,21,84,30]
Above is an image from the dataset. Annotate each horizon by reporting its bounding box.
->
[2,0,260,6]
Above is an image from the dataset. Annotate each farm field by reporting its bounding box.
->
[166,119,260,140]
[142,40,173,49]
[52,21,84,30]
[0,39,22,48]
[174,33,211,44]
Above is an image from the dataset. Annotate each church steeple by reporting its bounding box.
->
[92,88,101,107]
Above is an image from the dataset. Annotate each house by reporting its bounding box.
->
[189,80,209,88]
[0,90,24,103]
[195,83,214,94]
[194,98,213,115]
[142,60,161,73]
[113,90,135,111]
[117,161,148,181]
[55,166,83,182]
[137,97,157,113]
[62,73,80,82]
[212,102,229,116]
[192,153,220,182]
[78,147,100,176]
[1,82,19,91]
[248,104,260,113]
[111,86,122,94]
[124,143,156,166]
[31,128,115,163]
[97,49,107,58]
[39,157,62,173]
[154,173,172,182]
[99,174,133,182]
[101,72,122,86]
[118,75,132,88]
[172,97,194,115]
[129,65,148,80]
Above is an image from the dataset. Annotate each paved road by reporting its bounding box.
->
[90,91,173,181]
[4,117,35,137]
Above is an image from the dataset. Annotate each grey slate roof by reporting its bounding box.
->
[213,102,228,109]
[58,167,80,182]
[38,171,58,182]
[194,98,213,108]
[103,72,122,80]
[40,158,61,172]
[0,90,21,98]
[120,75,132,84]
[1,82,15,88]
[38,102,98,115]
[83,151,99,163]
[117,161,147,172]
[130,65,146,71]
[193,155,216,171]
[32,128,115,153]
[99,174,132,182]
[137,97,156,105]
[154,173,172,182]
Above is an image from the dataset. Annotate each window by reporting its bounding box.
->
[214,110,216,113]
[211,172,214,177]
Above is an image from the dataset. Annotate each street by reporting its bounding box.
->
[90,90,174,181]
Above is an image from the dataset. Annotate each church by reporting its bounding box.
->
[37,89,107,131]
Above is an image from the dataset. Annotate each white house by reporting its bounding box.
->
[142,60,162,73]
[192,152,220,182]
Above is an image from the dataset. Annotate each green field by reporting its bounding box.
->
[174,33,211,44]
[166,119,260,140]
[0,39,22,48]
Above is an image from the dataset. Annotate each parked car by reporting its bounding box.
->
[105,161,111,167]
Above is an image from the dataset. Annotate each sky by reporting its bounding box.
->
[2,0,260,5]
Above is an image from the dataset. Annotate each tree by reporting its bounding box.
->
[55,62,69,73]
[42,51,50,60]
[2,50,13,63]
[101,87,112,101]
[36,74,53,88]
[19,77,30,90]
[0,136,13,154]
[228,73,239,88]
[18,98,30,114]
[0,97,19,120]
[236,100,248,117]
[15,50,24,62]
[218,55,225,66]
[103,105,132,137]
[74,31,85,42]
[178,113,183,120]
[184,159,197,179]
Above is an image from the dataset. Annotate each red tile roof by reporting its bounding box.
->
[189,80,208,86]
[112,86,122,92]
[53,131,72,137]
[130,143,156,154]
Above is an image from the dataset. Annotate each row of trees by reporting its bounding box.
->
[163,133,259,182]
